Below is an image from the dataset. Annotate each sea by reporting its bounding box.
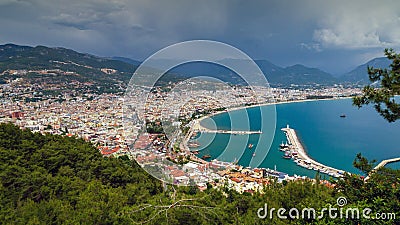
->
[190,98,400,178]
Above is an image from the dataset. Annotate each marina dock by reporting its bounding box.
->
[281,125,345,178]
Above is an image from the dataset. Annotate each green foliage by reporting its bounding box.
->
[334,167,400,224]
[146,119,164,134]
[0,44,136,74]
[0,44,136,95]
[353,153,376,174]
[353,48,400,122]
[0,123,162,224]
[0,123,398,224]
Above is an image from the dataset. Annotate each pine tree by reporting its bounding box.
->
[353,48,400,122]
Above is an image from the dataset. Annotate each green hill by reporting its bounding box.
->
[340,57,391,85]
[0,123,398,224]
[0,44,342,90]
[0,44,137,94]
[0,44,136,73]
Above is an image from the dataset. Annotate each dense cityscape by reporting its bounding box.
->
[1,0,399,222]
[0,71,362,193]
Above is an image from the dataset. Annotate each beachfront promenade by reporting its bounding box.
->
[198,129,262,134]
[281,125,345,178]
[192,120,262,135]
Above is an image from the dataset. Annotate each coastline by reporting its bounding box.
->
[281,126,345,178]
[194,96,353,131]
[188,96,353,176]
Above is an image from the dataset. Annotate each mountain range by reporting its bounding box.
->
[340,57,391,84]
[0,43,391,88]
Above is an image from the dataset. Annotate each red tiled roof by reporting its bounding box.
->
[230,177,241,183]
[170,169,185,177]
[100,146,120,155]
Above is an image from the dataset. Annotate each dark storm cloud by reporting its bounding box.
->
[0,0,399,74]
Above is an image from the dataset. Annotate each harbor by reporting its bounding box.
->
[281,125,346,178]
[185,99,400,178]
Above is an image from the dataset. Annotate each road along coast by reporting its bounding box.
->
[193,97,353,133]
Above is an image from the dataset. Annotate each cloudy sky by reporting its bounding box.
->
[1,0,399,74]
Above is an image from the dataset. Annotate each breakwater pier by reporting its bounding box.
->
[372,157,400,170]
[364,157,400,181]
[281,125,346,178]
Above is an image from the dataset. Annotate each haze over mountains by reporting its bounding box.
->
[0,44,391,88]
[340,57,391,84]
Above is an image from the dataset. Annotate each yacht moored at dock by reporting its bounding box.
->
[202,154,211,160]
[281,124,346,178]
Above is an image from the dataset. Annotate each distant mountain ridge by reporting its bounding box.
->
[0,44,136,73]
[0,44,139,91]
[111,56,141,66]
[262,62,338,86]
[155,58,339,87]
[0,43,391,88]
[340,57,391,84]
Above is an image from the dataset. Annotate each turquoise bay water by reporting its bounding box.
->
[192,99,400,177]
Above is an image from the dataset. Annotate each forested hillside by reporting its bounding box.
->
[0,123,398,224]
